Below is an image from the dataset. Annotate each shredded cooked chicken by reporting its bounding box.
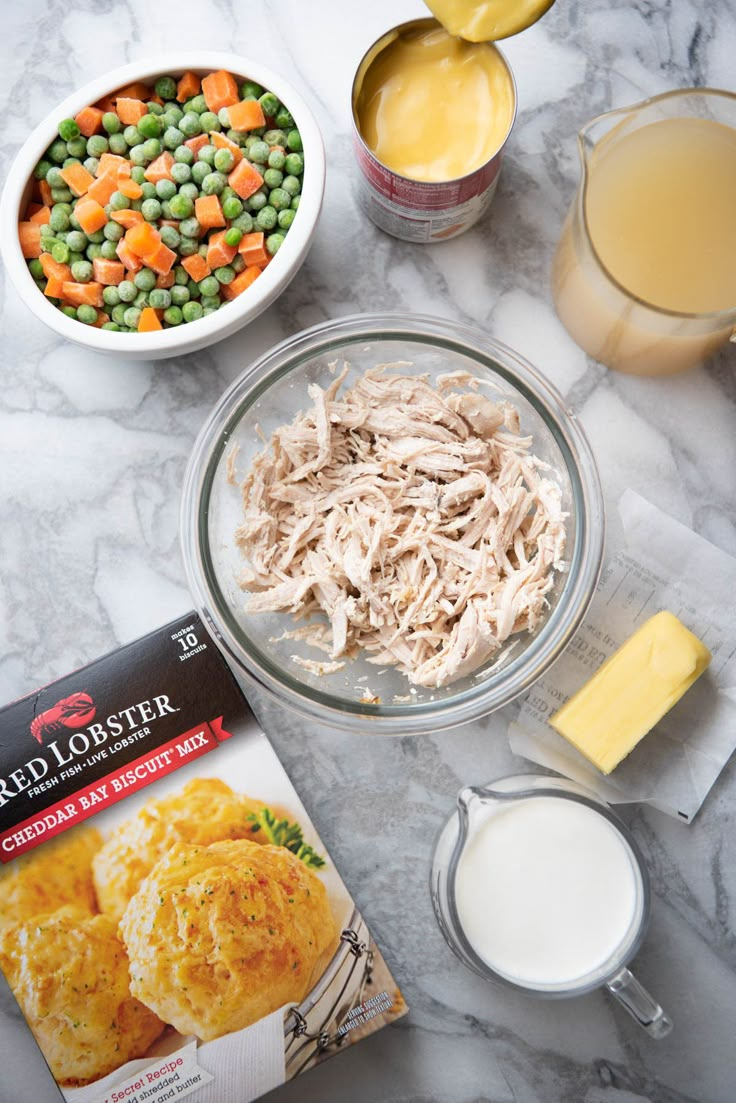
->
[235,365,567,689]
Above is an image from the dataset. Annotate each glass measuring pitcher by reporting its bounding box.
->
[431,775,672,1037]
[552,89,736,376]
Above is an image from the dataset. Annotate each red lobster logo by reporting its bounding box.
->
[30,692,96,745]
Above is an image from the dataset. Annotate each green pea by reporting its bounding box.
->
[254,205,278,232]
[281,174,301,198]
[130,144,147,166]
[232,211,254,233]
[213,148,234,173]
[258,92,280,118]
[191,161,210,185]
[62,157,80,169]
[34,159,52,180]
[179,112,202,138]
[85,243,101,261]
[200,295,221,311]
[140,181,157,200]
[278,207,296,230]
[99,239,118,260]
[226,128,249,147]
[249,141,269,164]
[191,94,209,113]
[173,266,189,285]
[171,283,190,305]
[171,162,191,185]
[198,242,209,258]
[248,191,267,212]
[263,168,283,190]
[284,152,304,176]
[147,101,165,116]
[67,137,87,159]
[222,195,243,220]
[218,107,231,128]
[48,139,68,163]
[109,132,129,155]
[267,149,286,171]
[58,118,80,141]
[187,278,201,297]
[68,251,84,266]
[240,80,263,100]
[28,258,44,279]
[286,130,302,152]
[133,268,156,292]
[71,259,93,282]
[224,226,243,247]
[198,275,219,297]
[164,126,184,150]
[111,303,127,324]
[49,207,70,232]
[77,304,98,324]
[290,194,300,210]
[149,287,171,309]
[214,265,235,284]
[137,113,161,140]
[123,306,142,328]
[163,105,184,127]
[130,165,146,184]
[133,291,148,309]
[51,241,70,264]
[160,225,180,249]
[110,191,130,211]
[266,232,285,255]
[160,199,174,220]
[178,236,199,256]
[169,193,194,219]
[179,182,199,201]
[45,166,65,189]
[51,186,74,203]
[123,125,141,145]
[101,322,121,330]
[141,138,161,160]
[101,285,120,307]
[154,178,176,201]
[83,156,100,175]
[155,75,177,101]
[163,305,183,325]
[178,216,200,238]
[118,280,137,303]
[200,111,221,133]
[141,198,162,221]
[182,300,203,322]
[275,108,294,130]
[65,230,87,252]
[264,129,287,148]
[197,144,216,165]
[201,172,225,196]
[86,135,107,158]
[61,304,78,318]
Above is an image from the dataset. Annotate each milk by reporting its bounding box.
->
[453,796,643,989]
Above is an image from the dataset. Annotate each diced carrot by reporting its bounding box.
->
[126,221,160,257]
[116,238,143,272]
[87,172,119,206]
[138,306,163,332]
[227,99,266,132]
[176,71,201,103]
[116,98,148,125]
[39,254,72,281]
[60,162,95,197]
[117,160,132,179]
[141,240,176,275]
[29,205,51,225]
[19,222,42,258]
[26,202,42,218]
[158,220,179,229]
[74,198,108,235]
[61,281,104,308]
[155,270,176,289]
[222,265,262,299]
[228,159,264,200]
[194,194,225,230]
[95,94,117,113]
[92,258,125,285]
[206,229,238,269]
[114,81,152,103]
[111,208,144,228]
[238,231,269,267]
[44,274,66,298]
[184,134,209,155]
[181,253,210,282]
[39,179,53,207]
[143,152,175,183]
[149,93,164,107]
[96,152,127,178]
[92,310,110,328]
[118,177,143,200]
[211,130,244,165]
[74,105,104,137]
[201,70,239,113]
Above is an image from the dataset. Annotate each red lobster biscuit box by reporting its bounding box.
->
[0,613,406,1103]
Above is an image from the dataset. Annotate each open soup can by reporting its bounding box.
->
[351,17,518,242]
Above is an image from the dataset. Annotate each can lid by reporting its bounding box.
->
[422,0,555,42]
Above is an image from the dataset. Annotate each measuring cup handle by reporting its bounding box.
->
[606,967,673,1038]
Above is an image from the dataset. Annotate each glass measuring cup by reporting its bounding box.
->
[431,774,672,1037]
[551,89,736,376]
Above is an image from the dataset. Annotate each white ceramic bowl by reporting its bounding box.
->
[0,52,325,361]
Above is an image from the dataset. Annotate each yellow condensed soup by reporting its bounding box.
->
[355,24,515,183]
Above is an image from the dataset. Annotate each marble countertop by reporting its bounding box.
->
[1,1,735,1101]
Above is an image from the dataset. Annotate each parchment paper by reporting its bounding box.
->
[508,490,736,822]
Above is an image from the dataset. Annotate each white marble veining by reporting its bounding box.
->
[1,1,736,1101]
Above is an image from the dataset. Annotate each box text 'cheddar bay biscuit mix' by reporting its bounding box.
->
[0,613,406,1103]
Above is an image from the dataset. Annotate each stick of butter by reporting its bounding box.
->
[549,611,711,775]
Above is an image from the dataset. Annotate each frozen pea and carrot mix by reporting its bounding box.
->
[19,70,304,332]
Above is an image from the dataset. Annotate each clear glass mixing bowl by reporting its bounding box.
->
[180,313,604,734]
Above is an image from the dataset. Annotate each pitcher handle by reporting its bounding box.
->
[606,967,673,1038]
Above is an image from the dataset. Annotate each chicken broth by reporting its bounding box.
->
[234,367,566,689]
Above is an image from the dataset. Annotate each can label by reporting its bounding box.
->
[353,135,502,242]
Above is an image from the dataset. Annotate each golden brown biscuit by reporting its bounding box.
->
[0,906,164,1086]
[0,827,102,929]
[92,778,286,922]
[120,838,336,1040]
